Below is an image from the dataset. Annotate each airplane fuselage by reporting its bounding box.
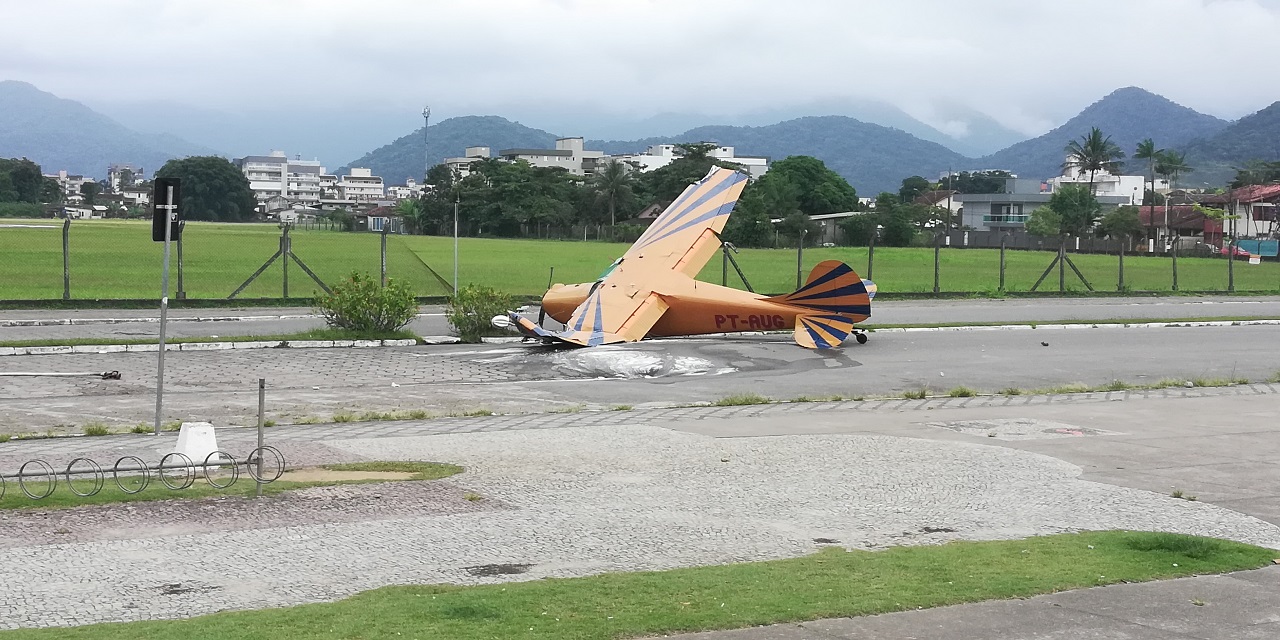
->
[541,278,868,338]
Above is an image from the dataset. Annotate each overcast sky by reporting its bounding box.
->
[4,0,1279,137]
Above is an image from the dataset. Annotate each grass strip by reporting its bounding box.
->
[0,462,461,511]
[0,328,421,349]
[0,531,1271,639]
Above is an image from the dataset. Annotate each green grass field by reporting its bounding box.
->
[0,531,1269,639]
[3,219,1277,300]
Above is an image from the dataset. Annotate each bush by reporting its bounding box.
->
[447,284,518,342]
[315,272,417,333]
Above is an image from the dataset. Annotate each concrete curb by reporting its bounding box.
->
[0,337,447,357]
[0,312,447,327]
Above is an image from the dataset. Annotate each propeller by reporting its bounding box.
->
[538,266,554,328]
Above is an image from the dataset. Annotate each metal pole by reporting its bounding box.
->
[256,378,265,499]
[1228,234,1236,293]
[282,224,290,299]
[61,218,70,300]
[380,225,388,287]
[721,248,728,286]
[933,238,941,294]
[1172,239,1179,291]
[176,221,185,299]
[999,234,1007,291]
[153,185,174,436]
[1058,239,1066,292]
[867,232,875,280]
[1118,241,1125,291]
[453,196,459,294]
[796,230,805,289]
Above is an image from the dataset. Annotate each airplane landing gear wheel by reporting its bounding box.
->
[855,332,868,344]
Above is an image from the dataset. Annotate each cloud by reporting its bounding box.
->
[1,0,1278,135]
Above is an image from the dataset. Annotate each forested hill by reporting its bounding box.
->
[338,116,558,184]
[346,115,969,196]
[979,87,1228,180]
[0,81,214,178]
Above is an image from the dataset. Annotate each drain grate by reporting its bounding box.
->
[464,563,532,577]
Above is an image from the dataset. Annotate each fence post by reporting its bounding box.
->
[1118,241,1125,291]
[176,221,186,299]
[380,225,388,287]
[1171,240,1179,291]
[933,234,941,294]
[866,231,875,281]
[61,218,70,300]
[281,224,290,299]
[998,234,1007,291]
[721,248,727,286]
[795,230,806,289]
[1228,236,1236,292]
[1055,239,1065,293]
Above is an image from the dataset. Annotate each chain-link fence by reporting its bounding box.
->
[1,219,1277,301]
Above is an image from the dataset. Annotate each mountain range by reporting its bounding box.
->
[0,81,217,178]
[4,80,1279,195]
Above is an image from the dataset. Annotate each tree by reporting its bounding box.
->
[753,156,857,215]
[777,211,818,246]
[590,158,636,228]
[898,175,930,203]
[79,181,101,206]
[117,168,135,191]
[1154,150,1192,190]
[674,142,719,161]
[720,187,773,248]
[154,156,257,221]
[837,213,878,246]
[1099,205,1143,241]
[395,199,422,233]
[1047,184,1102,236]
[1133,138,1163,206]
[1063,127,1125,193]
[942,170,1011,194]
[1230,160,1280,188]
[0,158,45,203]
[1024,207,1062,237]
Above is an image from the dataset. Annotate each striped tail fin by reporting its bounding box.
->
[767,260,872,318]
[795,314,855,349]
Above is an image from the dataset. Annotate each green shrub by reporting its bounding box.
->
[315,272,417,333]
[446,284,518,342]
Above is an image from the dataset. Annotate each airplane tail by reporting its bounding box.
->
[767,260,872,318]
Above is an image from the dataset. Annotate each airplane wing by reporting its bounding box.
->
[623,167,749,276]
[528,167,748,347]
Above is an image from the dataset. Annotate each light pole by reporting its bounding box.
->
[453,194,459,294]
[421,106,431,184]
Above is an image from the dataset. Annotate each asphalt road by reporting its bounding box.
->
[3,295,1280,342]
[2,322,1277,433]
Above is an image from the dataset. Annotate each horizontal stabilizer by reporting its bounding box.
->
[794,314,855,349]
[767,260,871,317]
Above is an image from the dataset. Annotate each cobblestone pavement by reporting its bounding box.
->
[1,394,1279,629]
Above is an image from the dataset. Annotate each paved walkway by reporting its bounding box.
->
[0,389,1278,634]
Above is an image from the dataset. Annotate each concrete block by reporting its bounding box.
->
[419,336,461,345]
[22,345,75,355]
[0,347,17,356]
[125,343,160,352]
[179,342,234,351]
[173,422,221,463]
[90,344,128,354]
[352,340,380,348]
[382,339,418,347]
[285,340,332,348]
[330,340,355,347]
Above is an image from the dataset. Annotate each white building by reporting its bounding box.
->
[42,170,95,198]
[120,185,151,207]
[107,163,143,192]
[1046,161,1169,206]
[386,179,422,200]
[339,168,385,201]
[607,144,770,178]
[498,137,605,176]
[235,151,324,208]
[443,146,492,179]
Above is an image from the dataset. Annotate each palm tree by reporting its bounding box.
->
[1133,138,1163,205]
[1154,150,1192,190]
[1063,127,1125,194]
[590,158,634,228]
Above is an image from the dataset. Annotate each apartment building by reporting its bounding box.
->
[235,151,323,208]
[107,163,144,192]
[339,168,385,201]
[498,137,605,176]
[608,144,770,178]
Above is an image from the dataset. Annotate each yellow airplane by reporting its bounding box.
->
[494,167,876,349]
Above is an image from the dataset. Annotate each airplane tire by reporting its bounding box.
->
[855,332,868,344]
